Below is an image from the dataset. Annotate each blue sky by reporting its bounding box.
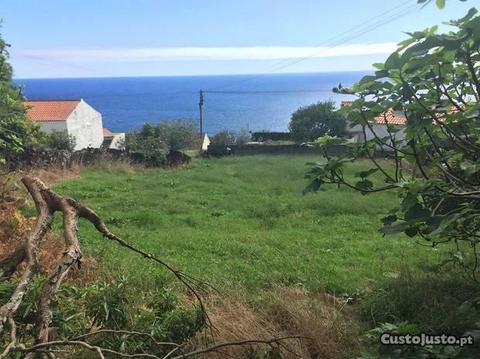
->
[1,0,474,78]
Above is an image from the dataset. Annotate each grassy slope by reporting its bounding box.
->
[50,155,445,295]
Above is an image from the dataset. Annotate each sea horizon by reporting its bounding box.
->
[15,71,365,134]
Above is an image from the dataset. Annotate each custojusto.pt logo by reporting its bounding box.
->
[380,333,474,347]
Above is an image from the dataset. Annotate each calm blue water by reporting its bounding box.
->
[15,72,363,134]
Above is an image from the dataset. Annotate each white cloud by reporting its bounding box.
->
[12,42,397,63]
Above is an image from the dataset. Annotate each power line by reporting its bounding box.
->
[204,89,332,95]
[206,1,421,91]
[268,3,420,74]
[262,0,414,74]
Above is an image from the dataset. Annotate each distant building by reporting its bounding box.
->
[23,99,125,150]
[201,133,210,151]
[341,100,406,145]
[102,128,125,149]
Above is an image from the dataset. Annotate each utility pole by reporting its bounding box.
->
[199,90,204,140]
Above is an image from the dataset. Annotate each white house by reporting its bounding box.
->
[341,100,406,146]
[24,99,125,150]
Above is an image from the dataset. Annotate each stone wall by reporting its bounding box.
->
[228,144,348,156]
[7,148,190,170]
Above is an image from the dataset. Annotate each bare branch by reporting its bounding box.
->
[71,330,180,347]
[170,336,307,359]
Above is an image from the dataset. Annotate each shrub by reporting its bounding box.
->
[156,119,199,151]
[235,128,252,145]
[289,101,346,143]
[125,124,168,166]
[125,120,198,166]
[0,275,206,357]
[210,129,251,146]
[45,130,76,151]
[251,132,292,142]
[211,130,236,146]
[207,130,237,156]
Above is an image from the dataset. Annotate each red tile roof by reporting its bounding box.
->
[340,101,406,125]
[23,100,80,122]
[340,100,353,107]
[373,109,407,125]
[103,128,113,137]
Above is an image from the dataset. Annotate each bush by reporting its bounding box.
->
[156,120,199,151]
[251,132,292,142]
[125,120,198,166]
[210,129,252,146]
[211,130,236,147]
[289,101,346,143]
[0,276,206,357]
[207,130,245,157]
[126,134,167,167]
[125,123,168,166]
[235,128,252,145]
[45,130,76,151]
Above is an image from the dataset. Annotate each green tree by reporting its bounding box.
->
[0,27,40,164]
[127,120,198,153]
[289,101,346,143]
[125,123,168,166]
[306,8,480,276]
[155,119,198,151]
[125,120,198,166]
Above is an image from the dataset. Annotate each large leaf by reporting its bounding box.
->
[436,0,445,9]
[303,178,323,195]
[355,168,379,178]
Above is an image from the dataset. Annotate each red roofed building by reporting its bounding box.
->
[340,100,406,145]
[24,99,81,122]
[23,99,124,150]
[340,101,407,125]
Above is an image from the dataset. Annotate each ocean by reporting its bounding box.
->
[15,72,364,134]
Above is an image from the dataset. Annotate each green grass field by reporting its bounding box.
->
[49,155,445,296]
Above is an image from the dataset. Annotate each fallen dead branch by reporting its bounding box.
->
[15,334,305,359]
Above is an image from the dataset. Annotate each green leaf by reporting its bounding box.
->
[355,179,373,194]
[384,52,403,70]
[405,226,418,237]
[303,178,323,195]
[405,203,430,221]
[375,69,389,79]
[435,0,445,9]
[381,214,398,226]
[355,168,379,178]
